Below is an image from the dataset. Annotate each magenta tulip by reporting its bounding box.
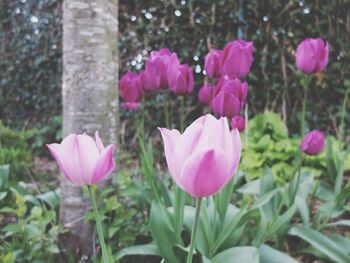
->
[295,38,329,74]
[198,84,214,105]
[300,130,325,156]
[220,40,254,79]
[210,77,248,118]
[204,49,222,78]
[231,116,245,132]
[47,132,116,185]
[159,114,241,197]
[120,71,143,104]
[142,48,172,90]
[167,53,194,94]
[140,61,161,91]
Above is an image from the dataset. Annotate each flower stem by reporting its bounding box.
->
[339,85,349,143]
[179,96,185,133]
[163,90,170,128]
[245,104,249,151]
[186,197,202,263]
[87,185,109,263]
[300,75,311,137]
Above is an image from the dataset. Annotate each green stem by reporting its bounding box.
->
[245,104,249,151]
[174,186,185,236]
[289,154,304,206]
[87,185,109,263]
[163,91,170,128]
[179,96,185,133]
[300,75,311,137]
[339,85,349,142]
[186,198,202,263]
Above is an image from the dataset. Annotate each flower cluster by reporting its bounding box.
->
[119,48,194,109]
[199,40,254,132]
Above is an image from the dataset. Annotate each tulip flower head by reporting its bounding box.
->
[167,53,194,94]
[220,40,254,79]
[47,132,116,185]
[198,84,214,105]
[210,77,248,118]
[159,114,241,197]
[300,130,325,155]
[120,71,143,108]
[231,115,245,132]
[142,48,172,91]
[204,49,222,78]
[295,38,329,74]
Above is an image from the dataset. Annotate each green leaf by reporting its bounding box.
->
[212,246,259,263]
[237,179,260,195]
[149,201,181,263]
[259,166,278,220]
[214,177,235,221]
[288,225,350,263]
[37,189,60,208]
[0,164,10,189]
[0,191,7,200]
[324,220,350,228]
[259,244,299,263]
[252,188,280,210]
[2,223,22,235]
[115,243,161,260]
[295,196,309,226]
[266,204,297,238]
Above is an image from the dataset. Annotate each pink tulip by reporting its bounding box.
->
[47,132,116,185]
[204,49,222,78]
[231,116,245,132]
[140,61,161,91]
[198,84,214,105]
[120,71,143,104]
[159,114,241,197]
[210,77,248,118]
[300,130,325,155]
[295,38,329,74]
[167,53,194,94]
[220,40,254,79]
[142,48,172,90]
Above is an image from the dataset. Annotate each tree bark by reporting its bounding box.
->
[60,0,118,259]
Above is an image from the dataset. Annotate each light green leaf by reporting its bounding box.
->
[212,246,259,263]
[259,244,299,263]
[288,225,350,263]
[116,243,161,260]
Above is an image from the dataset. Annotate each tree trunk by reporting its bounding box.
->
[60,0,118,259]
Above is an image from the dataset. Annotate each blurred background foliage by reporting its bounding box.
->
[1,0,350,137]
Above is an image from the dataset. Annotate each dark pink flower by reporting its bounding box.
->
[198,84,214,105]
[300,130,325,155]
[230,116,245,132]
[120,72,143,104]
[204,49,222,78]
[295,38,329,74]
[220,40,254,79]
[167,54,194,94]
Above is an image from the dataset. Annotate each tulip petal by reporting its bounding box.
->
[158,128,182,186]
[211,91,241,118]
[92,144,116,184]
[179,148,231,197]
[46,143,78,184]
[95,131,104,152]
[172,122,204,177]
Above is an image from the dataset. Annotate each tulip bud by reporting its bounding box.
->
[300,130,325,155]
[295,38,329,74]
[120,72,143,104]
[210,77,248,118]
[167,54,194,94]
[198,84,213,105]
[47,132,116,185]
[220,40,254,79]
[145,48,172,90]
[204,49,222,78]
[231,116,245,132]
[158,114,241,197]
